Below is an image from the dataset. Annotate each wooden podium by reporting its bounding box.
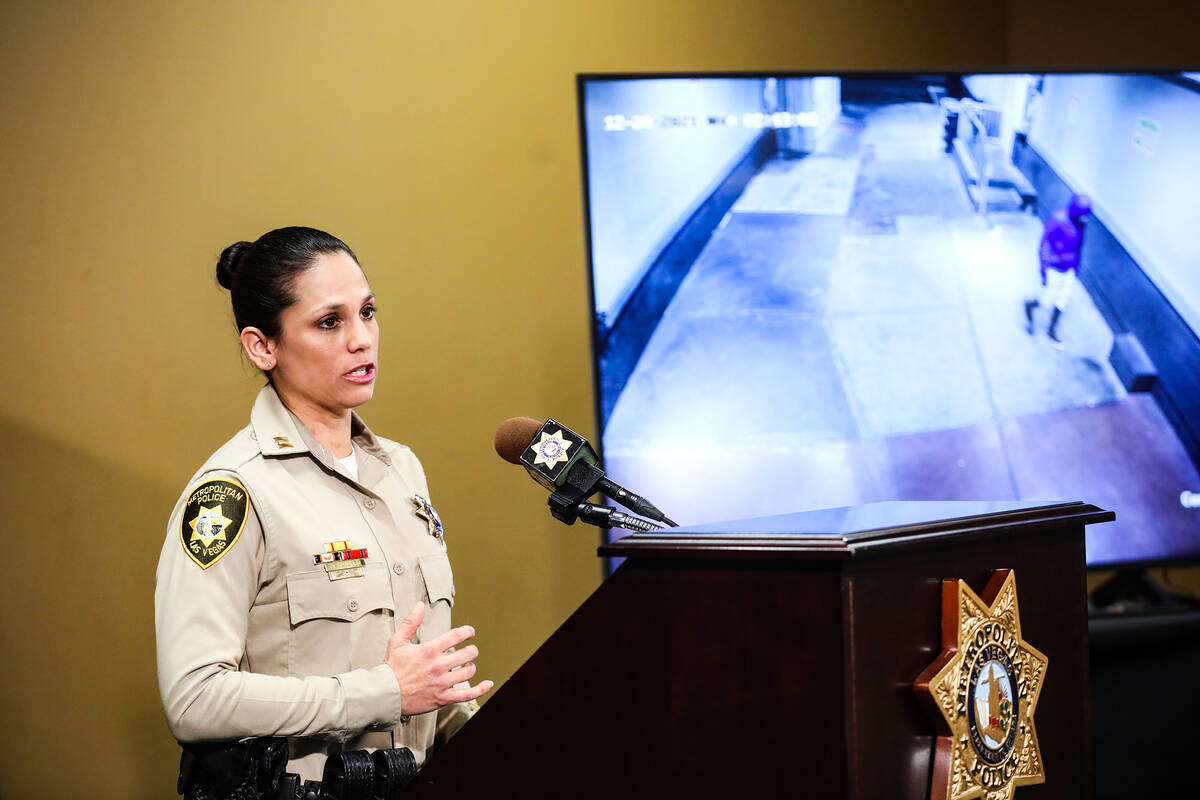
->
[405,500,1112,798]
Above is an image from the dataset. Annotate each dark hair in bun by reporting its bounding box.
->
[216,226,358,339]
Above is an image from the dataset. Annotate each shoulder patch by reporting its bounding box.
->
[180,478,249,569]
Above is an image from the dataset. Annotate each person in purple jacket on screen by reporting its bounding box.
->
[1024,193,1092,346]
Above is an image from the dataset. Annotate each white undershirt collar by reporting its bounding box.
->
[337,446,359,482]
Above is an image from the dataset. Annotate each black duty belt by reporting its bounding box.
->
[178,738,417,800]
[274,747,418,800]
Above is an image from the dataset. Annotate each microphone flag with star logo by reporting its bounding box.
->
[517,419,599,492]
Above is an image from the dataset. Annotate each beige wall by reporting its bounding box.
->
[0,1,1193,796]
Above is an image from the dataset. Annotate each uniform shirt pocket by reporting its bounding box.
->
[418,552,455,607]
[417,552,456,640]
[285,562,395,676]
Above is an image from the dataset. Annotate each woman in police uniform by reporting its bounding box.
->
[155,227,491,799]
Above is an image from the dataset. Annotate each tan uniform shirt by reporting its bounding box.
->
[155,386,472,782]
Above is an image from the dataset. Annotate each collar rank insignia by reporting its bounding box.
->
[181,478,249,569]
[273,436,294,449]
[411,495,444,541]
[315,540,366,581]
[914,570,1047,800]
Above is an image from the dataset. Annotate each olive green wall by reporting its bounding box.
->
[1007,0,1200,69]
[0,1,1192,797]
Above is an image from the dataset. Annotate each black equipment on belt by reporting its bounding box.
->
[320,747,418,800]
[269,747,419,800]
[322,750,374,798]
[272,774,322,800]
[372,747,418,798]
[177,737,288,800]
[178,740,416,800]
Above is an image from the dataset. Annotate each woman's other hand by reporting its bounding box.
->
[385,601,493,715]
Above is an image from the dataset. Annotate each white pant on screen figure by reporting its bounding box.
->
[1039,268,1076,311]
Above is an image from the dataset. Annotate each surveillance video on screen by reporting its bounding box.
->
[578,72,1200,568]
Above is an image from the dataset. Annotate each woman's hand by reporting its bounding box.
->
[385,601,493,715]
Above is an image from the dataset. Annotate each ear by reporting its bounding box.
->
[240,327,277,372]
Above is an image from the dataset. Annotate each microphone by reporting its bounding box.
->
[494,417,677,527]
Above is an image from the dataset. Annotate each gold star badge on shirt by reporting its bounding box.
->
[412,495,444,541]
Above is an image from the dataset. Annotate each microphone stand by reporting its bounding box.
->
[574,501,665,532]
[547,490,666,532]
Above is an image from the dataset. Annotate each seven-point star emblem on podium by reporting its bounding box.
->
[529,429,572,468]
[914,570,1048,800]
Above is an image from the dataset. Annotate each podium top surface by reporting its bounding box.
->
[600,500,1114,560]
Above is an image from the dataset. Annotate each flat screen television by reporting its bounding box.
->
[576,71,1200,569]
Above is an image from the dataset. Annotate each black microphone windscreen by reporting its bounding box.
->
[494,417,544,464]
